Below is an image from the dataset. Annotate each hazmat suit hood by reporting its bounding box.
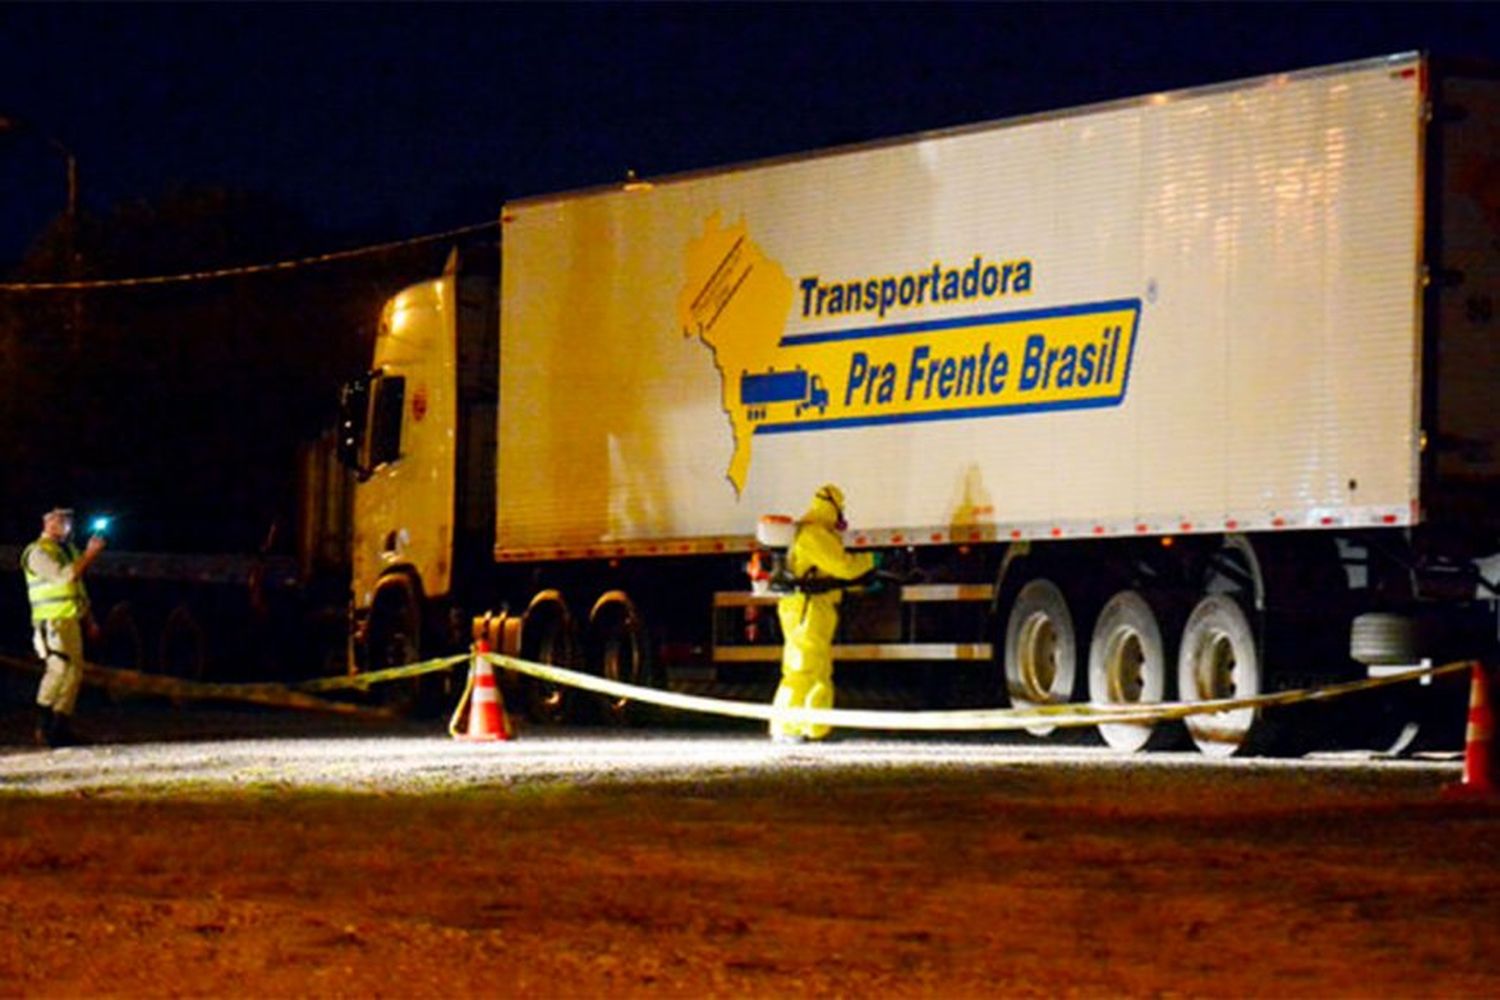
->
[802,484,847,532]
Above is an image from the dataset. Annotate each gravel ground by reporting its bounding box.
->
[3,690,1498,998]
[0,700,1466,796]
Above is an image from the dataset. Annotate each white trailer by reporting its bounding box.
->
[340,53,1500,754]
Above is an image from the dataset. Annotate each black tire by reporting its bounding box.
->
[522,596,578,725]
[158,604,207,682]
[97,601,145,672]
[1249,533,1360,755]
[97,602,147,706]
[367,579,434,715]
[1003,577,1080,736]
[1087,590,1184,752]
[587,592,654,727]
[1176,594,1265,757]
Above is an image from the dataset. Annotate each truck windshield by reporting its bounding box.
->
[337,371,405,478]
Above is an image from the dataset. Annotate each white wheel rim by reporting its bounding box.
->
[1018,611,1058,699]
[1095,609,1161,752]
[1184,614,1257,756]
[1106,628,1146,704]
[1195,631,1238,700]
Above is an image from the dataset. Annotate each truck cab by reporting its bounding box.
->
[338,247,498,673]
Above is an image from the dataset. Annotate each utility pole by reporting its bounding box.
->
[0,115,82,342]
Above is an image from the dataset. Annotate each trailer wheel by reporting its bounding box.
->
[97,602,145,672]
[522,592,578,725]
[1088,590,1182,752]
[1003,578,1079,736]
[97,602,146,704]
[159,604,207,682]
[1177,594,1263,757]
[588,591,654,727]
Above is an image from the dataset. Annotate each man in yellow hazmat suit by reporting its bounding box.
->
[772,484,876,743]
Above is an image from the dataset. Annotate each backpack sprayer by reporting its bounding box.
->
[747,514,799,595]
[746,514,905,596]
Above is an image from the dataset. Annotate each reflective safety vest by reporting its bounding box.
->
[22,537,88,624]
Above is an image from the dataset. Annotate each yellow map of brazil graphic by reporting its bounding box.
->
[677,214,794,495]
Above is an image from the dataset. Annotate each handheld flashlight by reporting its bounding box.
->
[90,516,111,536]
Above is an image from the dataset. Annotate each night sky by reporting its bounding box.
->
[0,2,1498,553]
[3,3,1499,269]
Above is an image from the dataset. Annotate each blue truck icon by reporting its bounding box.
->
[740,367,829,422]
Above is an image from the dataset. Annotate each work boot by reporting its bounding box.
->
[34,706,56,748]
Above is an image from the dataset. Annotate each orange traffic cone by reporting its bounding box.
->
[455,641,514,742]
[1445,660,1496,799]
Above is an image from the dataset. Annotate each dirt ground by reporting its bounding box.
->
[3,757,1499,998]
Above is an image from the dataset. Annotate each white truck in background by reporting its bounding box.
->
[338,53,1500,755]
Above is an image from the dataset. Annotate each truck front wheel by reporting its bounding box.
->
[367,578,433,714]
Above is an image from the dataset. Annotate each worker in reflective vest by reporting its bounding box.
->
[772,484,876,744]
[22,507,104,747]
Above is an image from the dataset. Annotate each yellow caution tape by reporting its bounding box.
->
[448,664,476,739]
[0,645,1474,733]
[482,652,1473,732]
[291,654,471,693]
[0,651,466,719]
[77,664,399,718]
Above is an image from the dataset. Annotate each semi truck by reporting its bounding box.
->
[338,52,1500,755]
